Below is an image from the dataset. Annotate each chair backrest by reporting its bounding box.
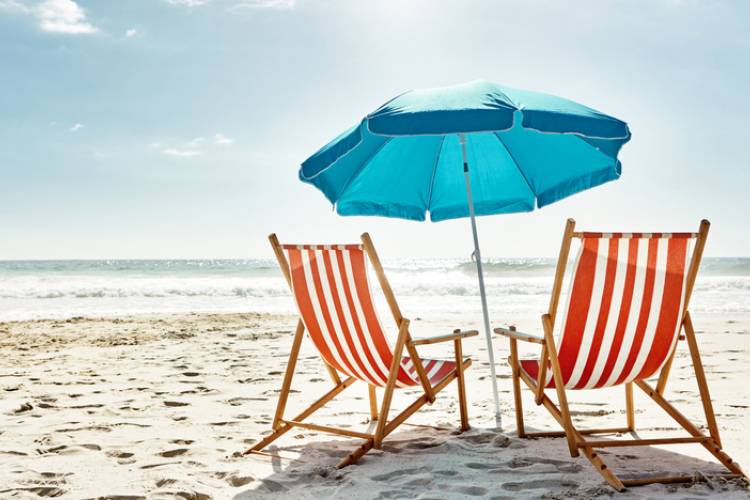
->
[551,231,701,390]
[279,242,417,388]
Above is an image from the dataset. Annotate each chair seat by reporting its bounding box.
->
[401,357,458,386]
[519,359,555,389]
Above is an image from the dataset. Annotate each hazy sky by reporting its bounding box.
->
[1,0,748,259]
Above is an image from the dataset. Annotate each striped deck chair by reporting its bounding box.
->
[246,232,477,467]
[496,219,745,491]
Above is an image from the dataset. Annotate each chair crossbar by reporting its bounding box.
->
[281,420,375,440]
[580,436,709,448]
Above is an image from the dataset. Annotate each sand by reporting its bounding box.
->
[1,311,749,499]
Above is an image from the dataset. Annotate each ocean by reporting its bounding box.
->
[1,258,749,322]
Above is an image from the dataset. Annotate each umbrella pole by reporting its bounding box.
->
[459,133,502,428]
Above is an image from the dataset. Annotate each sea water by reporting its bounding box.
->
[0,258,749,322]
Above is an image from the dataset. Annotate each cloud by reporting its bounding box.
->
[69,122,83,132]
[125,28,137,38]
[164,0,295,9]
[164,0,210,6]
[152,133,232,158]
[0,0,30,12]
[1,0,99,34]
[186,136,205,148]
[163,148,202,157]
[231,0,295,8]
[214,133,234,145]
[34,0,98,34]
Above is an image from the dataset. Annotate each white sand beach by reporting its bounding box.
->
[2,311,749,499]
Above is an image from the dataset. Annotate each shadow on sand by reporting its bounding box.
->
[234,424,748,499]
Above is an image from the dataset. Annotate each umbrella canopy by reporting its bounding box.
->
[299,80,630,426]
[301,80,630,222]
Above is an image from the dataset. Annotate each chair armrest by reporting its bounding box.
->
[411,329,479,346]
[494,326,545,344]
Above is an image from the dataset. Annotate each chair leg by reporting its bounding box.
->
[518,368,624,491]
[625,382,635,431]
[374,321,409,448]
[542,314,578,457]
[245,377,357,456]
[636,380,745,478]
[338,360,472,468]
[271,320,305,430]
[338,438,374,468]
[368,384,378,421]
[508,337,526,437]
[454,338,469,431]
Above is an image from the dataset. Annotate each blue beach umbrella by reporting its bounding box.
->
[299,80,630,424]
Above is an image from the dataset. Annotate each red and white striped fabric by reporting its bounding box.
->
[284,244,455,388]
[521,233,694,390]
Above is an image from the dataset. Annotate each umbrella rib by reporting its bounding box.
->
[334,136,393,209]
[493,132,538,200]
[425,136,446,217]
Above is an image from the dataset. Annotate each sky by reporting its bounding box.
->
[1,0,749,260]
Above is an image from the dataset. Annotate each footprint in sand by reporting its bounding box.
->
[215,472,255,487]
[452,485,488,496]
[1,486,66,497]
[158,448,189,458]
[170,439,194,445]
[433,469,460,477]
[164,401,190,407]
[371,467,430,481]
[502,479,578,491]
[106,450,135,464]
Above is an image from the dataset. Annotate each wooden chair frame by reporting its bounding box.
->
[245,232,478,468]
[496,219,746,491]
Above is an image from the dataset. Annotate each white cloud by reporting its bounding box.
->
[186,136,205,148]
[164,0,295,9]
[125,28,137,38]
[0,0,30,12]
[214,133,234,145]
[69,122,83,132]
[232,0,295,8]
[34,0,98,34]
[165,0,209,6]
[153,134,230,158]
[163,148,203,157]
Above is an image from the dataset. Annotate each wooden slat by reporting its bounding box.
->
[281,420,374,440]
[411,329,479,345]
[525,427,632,438]
[495,326,545,344]
[542,313,578,458]
[383,359,472,437]
[404,339,435,403]
[361,232,403,324]
[635,380,743,476]
[548,219,576,321]
[245,376,356,455]
[374,319,409,448]
[621,474,741,487]
[337,359,473,469]
[625,382,635,431]
[580,436,709,448]
[518,368,625,491]
[508,333,525,438]
[454,337,469,431]
[272,320,305,430]
[683,311,722,448]
[368,385,378,421]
